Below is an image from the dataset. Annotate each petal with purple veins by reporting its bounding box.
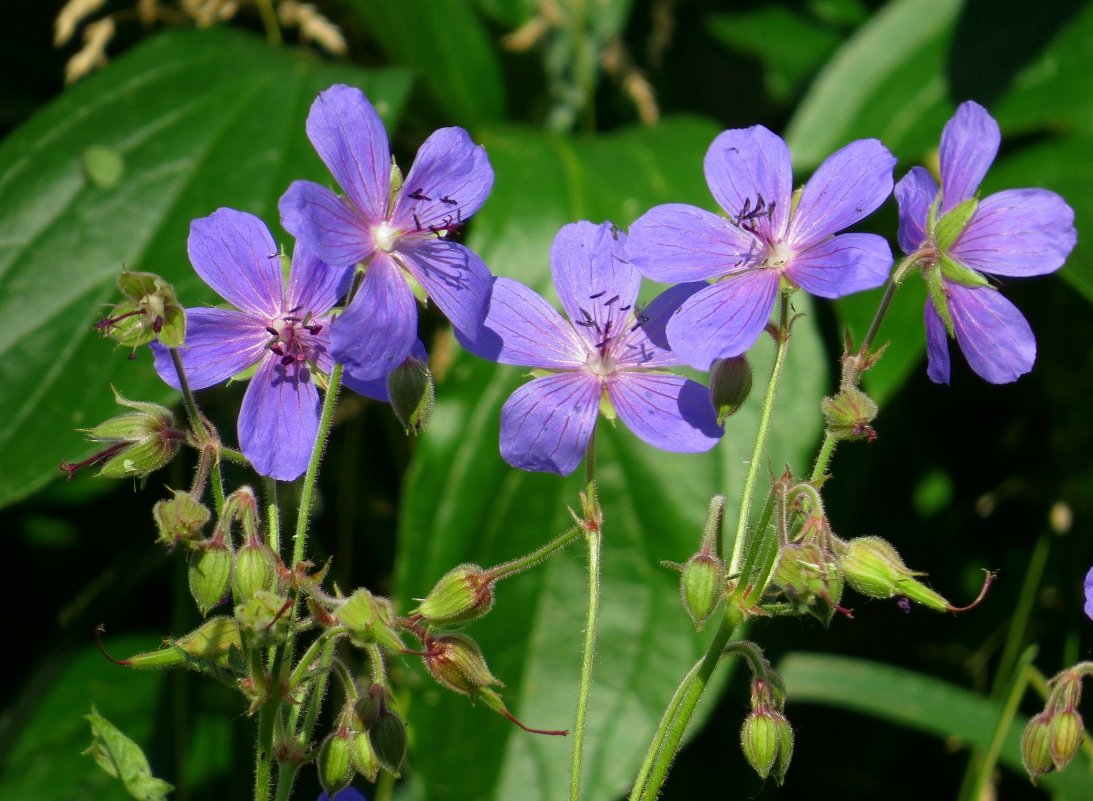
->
[188,209,283,317]
[238,356,321,481]
[923,300,951,385]
[609,373,722,453]
[704,126,792,240]
[1084,566,1093,621]
[789,139,895,248]
[939,101,1000,213]
[152,307,266,390]
[616,282,706,369]
[331,252,417,382]
[894,167,937,255]
[666,269,781,370]
[305,84,390,222]
[500,372,600,475]
[951,188,1077,278]
[948,282,1036,384]
[287,246,353,316]
[390,127,494,232]
[279,180,374,270]
[784,233,892,299]
[397,238,494,343]
[626,203,756,282]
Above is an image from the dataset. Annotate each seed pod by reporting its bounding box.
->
[1022,712,1055,782]
[317,731,353,796]
[387,356,434,435]
[1049,709,1085,771]
[349,730,379,783]
[680,553,723,630]
[840,536,948,611]
[740,710,779,779]
[232,539,279,603]
[188,541,233,616]
[424,633,503,696]
[415,563,494,627]
[369,709,407,776]
[709,356,752,424]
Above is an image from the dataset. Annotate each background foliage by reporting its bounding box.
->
[2,1,1091,799]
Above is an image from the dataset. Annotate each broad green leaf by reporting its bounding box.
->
[347,0,506,126]
[780,652,1093,797]
[396,119,828,801]
[0,28,411,509]
[85,707,173,801]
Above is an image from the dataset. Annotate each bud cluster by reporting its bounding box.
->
[740,677,793,785]
[1022,669,1089,783]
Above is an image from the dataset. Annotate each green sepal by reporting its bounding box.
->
[924,268,955,337]
[939,254,990,289]
[598,390,617,421]
[934,197,978,251]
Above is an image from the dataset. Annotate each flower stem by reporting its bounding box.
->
[254,697,277,801]
[254,0,282,46]
[263,477,281,557]
[292,362,343,567]
[486,524,584,582]
[168,348,202,435]
[569,436,601,801]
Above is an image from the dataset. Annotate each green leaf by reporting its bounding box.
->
[779,652,1093,797]
[347,0,506,126]
[0,28,411,509]
[85,706,173,801]
[396,119,828,800]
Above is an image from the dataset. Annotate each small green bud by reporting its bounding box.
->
[1022,712,1055,782]
[1049,709,1085,771]
[387,356,435,435]
[933,197,979,251]
[369,709,406,776]
[415,563,494,627]
[680,553,723,630]
[153,490,210,549]
[821,386,878,442]
[188,541,233,616]
[740,710,779,779]
[772,712,794,785]
[424,633,504,696]
[234,590,292,647]
[232,540,279,603]
[709,356,752,424]
[317,731,353,797]
[840,536,949,611]
[349,731,379,783]
[97,270,186,349]
[64,391,182,480]
[336,590,405,651]
[354,683,390,731]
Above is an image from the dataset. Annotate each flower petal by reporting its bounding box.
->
[342,339,428,401]
[923,299,951,385]
[279,180,373,269]
[789,139,895,248]
[951,188,1077,278]
[940,101,1000,213]
[948,282,1036,384]
[550,221,640,351]
[616,282,706,368]
[784,233,892,299]
[306,84,390,221]
[390,127,494,232]
[626,203,756,282]
[666,270,781,369]
[152,308,265,390]
[609,373,722,453]
[287,246,353,315]
[331,252,417,381]
[1084,566,1093,621]
[704,126,792,240]
[188,209,283,317]
[460,277,585,367]
[894,167,938,255]
[500,372,599,475]
[398,238,494,342]
[238,356,320,481]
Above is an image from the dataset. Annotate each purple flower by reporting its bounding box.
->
[153,208,349,481]
[465,221,723,475]
[317,789,367,801]
[279,84,495,384]
[1085,566,1093,621]
[895,101,1076,384]
[627,127,895,369]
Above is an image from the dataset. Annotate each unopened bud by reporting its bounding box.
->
[336,590,404,651]
[234,590,291,647]
[680,553,723,630]
[740,709,779,779]
[317,731,353,796]
[97,270,186,348]
[821,386,878,442]
[710,356,752,424]
[353,683,389,732]
[415,563,494,627]
[153,490,210,549]
[349,730,379,782]
[773,712,794,785]
[232,540,279,603]
[840,536,948,611]
[369,709,406,775]
[1049,709,1085,771]
[424,633,503,696]
[387,356,434,435]
[1022,712,1055,782]
[188,541,233,616]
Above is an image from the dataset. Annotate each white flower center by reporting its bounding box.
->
[588,352,617,377]
[765,240,794,269]
[372,222,399,253]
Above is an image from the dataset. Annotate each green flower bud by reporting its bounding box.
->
[188,541,233,616]
[415,563,494,627]
[1022,712,1055,782]
[349,730,379,783]
[96,270,186,348]
[772,712,794,785]
[153,490,210,549]
[821,386,878,442]
[680,553,723,630]
[232,540,279,603]
[709,356,752,424]
[369,709,407,776]
[336,590,405,651]
[317,731,353,797]
[740,709,779,779]
[840,536,949,611]
[1049,709,1085,771]
[424,633,504,697]
[64,391,183,481]
[354,683,391,732]
[234,590,292,648]
[387,356,435,435]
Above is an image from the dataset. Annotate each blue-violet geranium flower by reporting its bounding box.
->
[153,208,349,481]
[279,83,495,383]
[465,221,723,475]
[894,100,1076,384]
[627,127,896,369]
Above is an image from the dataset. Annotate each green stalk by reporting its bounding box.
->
[263,477,282,557]
[292,362,343,567]
[486,524,584,581]
[254,698,278,801]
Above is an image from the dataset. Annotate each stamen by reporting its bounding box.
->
[604,295,619,306]
[589,291,606,299]
[409,188,431,201]
[265,326,278,336]
[440,195,458,206]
